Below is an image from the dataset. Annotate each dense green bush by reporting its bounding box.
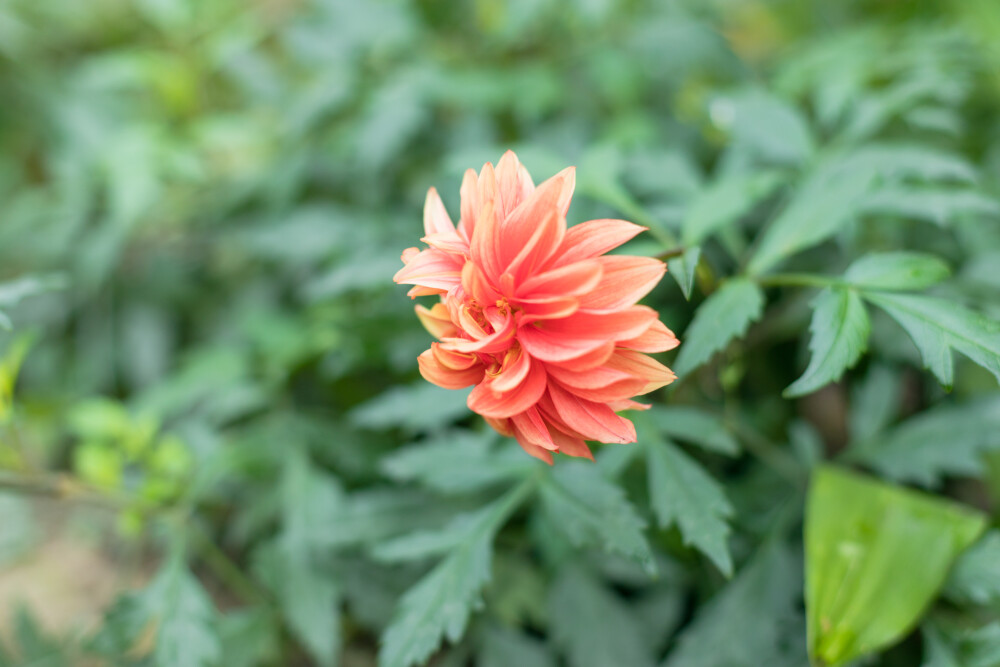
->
[1,1,1000,665]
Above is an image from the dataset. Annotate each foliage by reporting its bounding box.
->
[0,0,999,666]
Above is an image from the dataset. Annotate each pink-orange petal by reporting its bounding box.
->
[490,346,531,393]
[511,407,557,450]
[499,168,574,268]
[546,382,637,444]
[516,260,602,299]
[423,187,456,236]
[549,429,594,460]
[393,248,463,291]
[618,319,681,353]
[544,363,634,390]
[605,349,677,394]
[517,295,580,324]
[458,168,479,242]
[467,359,547,418]
[470,198,504,283]
[431,342,479,371]
[554,219,647,266]
[578,256,666,312]
[418,349,484,389]
[415,303,457,339]
[504,209,566,283]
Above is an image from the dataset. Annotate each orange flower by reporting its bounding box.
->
[394,151,678,463]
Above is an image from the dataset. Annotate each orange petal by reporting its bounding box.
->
[618,319,680,353]
[516,260,602,299]
[554,219,646,266]
[512,434,554,464]
[546,382,637,444]
[578,256,666,312]
[490,346,531,393]
[470,198,504,283]
[418,349,484,389]
[467,358,546,418]
[540,341,616,370]
[549,429,594,460]
[431,342,479,371]
[461,261,501,306]
[423,187,456,236]
[511,407,557,450]
[393,248,463,291]
[459,168,479,241]
[495,150,534,218]
[517,295,580,323]
[605,349,676,394]
[545,363,633,389]
[499,169,573,269]
[503,209,566,283]
[415,303,456,339]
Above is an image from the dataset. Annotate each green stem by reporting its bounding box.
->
[654,246,687,262]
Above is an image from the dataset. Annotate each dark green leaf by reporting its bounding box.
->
[146,556,221,667]
[477,625,554,667]
[945,531,1000,605]
[681,170,785,245]
[785,288,870,397]
[667,246,700,301]
[648,406,739,456]
[350,384,472,432]
[673,278,765,377]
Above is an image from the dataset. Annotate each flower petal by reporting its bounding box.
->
[554,219,647,266]
[605,349,676,394]
[418,348,484,389]
[499,167,574,269]
[423,187,456,236]
[546,382,637,444]
[549,429,594,460]
[511,407,557,450]
[415,303,456,339]
[516,260,602,299]
[577,256,666,312]
[618,319,681,353]
[393,248,463,292]
[459,168,479,242]
[490,345,531,393]
[467,358,547,418]
[504,209,566,284]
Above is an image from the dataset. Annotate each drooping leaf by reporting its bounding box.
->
[664,541,806,667]
[673,278,764,377]
[863,292,1000,386]
[378,482,531,667]
[785,288,870,397]
[645,432,733,576]
[647,405,739,456]
[548,565,655,667]
[844,252,951,291]
[944,531,1000,605]
[540,461,654,575]
[848,398,1000,486]
[805,465,986,667]
[681,170,785,245]
[667,246,701,300]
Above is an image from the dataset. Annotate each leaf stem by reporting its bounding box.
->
[654,246,687,261]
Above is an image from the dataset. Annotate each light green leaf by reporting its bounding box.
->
[477,624,555,667]
[723,90,815,165]
[673,278,764,377]
[848,398,1000,486]
[648,406,739,456]
[549,565,655,667]
[864,292,1000,387]
[665,541,805,667]
[645,433,733,576]
[923,622,1000,667]
[540,461,654,575]
[350,383,472,432]
[945,531,1000,605]
[785,288,870,397]
[378,482,530,667]
[806,465,986,667]
[844,252,951,291]
[859,187,1000,226]
[217,608,281,667]
[667,246,700,301]
[848,364,901,443]
[146,555,221,667]
[681,170,785,245]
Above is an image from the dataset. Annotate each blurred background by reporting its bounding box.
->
[1,0,1000,665]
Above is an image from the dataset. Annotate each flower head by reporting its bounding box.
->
[394,151,678,462]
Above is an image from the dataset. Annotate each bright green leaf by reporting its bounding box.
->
[673,278,764,377]
[785,288,870,397]
[806,465,986,667]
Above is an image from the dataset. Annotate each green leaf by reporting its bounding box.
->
[350,383,472,432]
[945,531,1000,605]
[647,406,739,456]
[723,90,815,165]
[923,621,1000,667]
[673,278,764,377]
[859,187,1000,226]
[667,246,700,301]
[380,430,533,494]
[146,555,221,667]
[863,292,1000,386]
[848,398,1000,486]
[805,465,986,667]
[664,541,806,667]
[785,288,870,397]
[477,624,555,667]
[645,433,733,576]
[217,608,281,667]
[681,170,785,245]
[844,252,951,291]
[848,364,901,443]
[548,565,655,667]
[540,461,654,575]
[378,482,531,667]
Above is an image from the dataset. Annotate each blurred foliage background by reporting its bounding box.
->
[2,0,1000,665]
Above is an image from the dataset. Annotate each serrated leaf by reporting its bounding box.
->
[666,246,700,300]
[380,430,533,494]
[350,383,472,432]
[647,405,739,456]
[681,170,785,245]
[945,531,1000,605]
[848,364,901,443]
[785,288,870,397]
[848,398,1000,486]
[664,541,805,667]
[923,621,1000,667]
[844,252,951,291]
[477,624,555,667]
[864,292,1000,386]
[540,461,654,574]
[646,434,733,576]
[549,565,655,667]
[378,482,530,667]
[806,465,986,667]
[146,556,221,667]
[673,278,764,377]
